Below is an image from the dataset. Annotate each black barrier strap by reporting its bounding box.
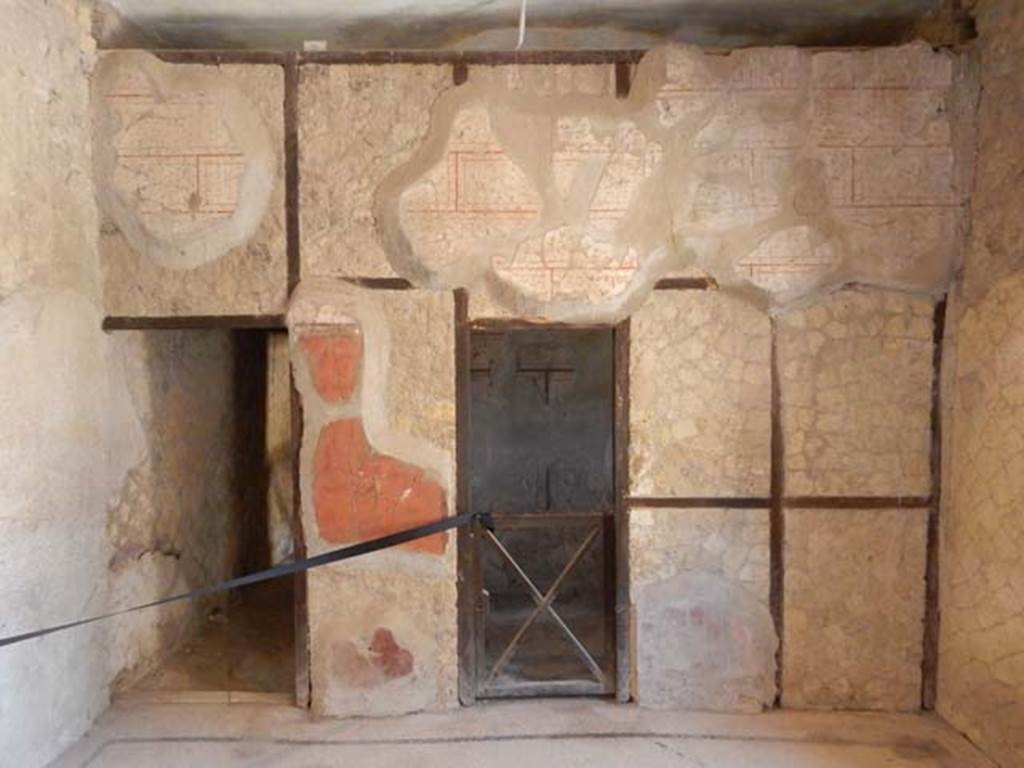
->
[0,511,478,650]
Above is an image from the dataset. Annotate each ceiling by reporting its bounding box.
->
[97,0,969,50]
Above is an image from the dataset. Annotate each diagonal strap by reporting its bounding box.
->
[0,512,477,650]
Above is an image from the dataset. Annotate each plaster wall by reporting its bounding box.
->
[630,290,771,498]
[105,329,245,691]
[289,282,456,717]
[93,52,287,317]
[1,11,256,763]
[79,33,979,728]
[301,43,965,322]
[937,3,1024,762]
[0,4,127,765]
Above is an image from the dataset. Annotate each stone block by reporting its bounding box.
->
[778,290,934,497]
[813,89,951,148]
[95,52,287,316]
[835,207,959,291]
[308,566,456,717]
[752,148,853,207]
[631,506,775,711]
[783,507,928,711]
[299,64,452,278]
[630,290,771,497]
[811,44,953,90]
[852,147,958,206]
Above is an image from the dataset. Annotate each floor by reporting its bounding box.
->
[125,580,294,701]
[52,698,994,768]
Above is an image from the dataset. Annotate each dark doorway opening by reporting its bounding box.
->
[124,329,298,701]
[465,326,616,699]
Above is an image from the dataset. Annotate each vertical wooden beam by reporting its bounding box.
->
[613,319,632,701]
[284,53,300,296]
[921,295,948,710]
[454,289,476,704]
[289,365,311,708]
[614,60,631,99]
[769,317,786,707]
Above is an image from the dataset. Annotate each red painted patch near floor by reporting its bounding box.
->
[313,418,447,555]
[369,628,414,679]
[301,328,363,403]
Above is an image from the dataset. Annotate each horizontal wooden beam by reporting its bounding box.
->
[153,50,290,65]
[103,315,286,331]
[628,497,771,509]
[299,49,646,66]
[341,277,415,290]
[627,495,933,510]
[150,49,647,67]
[783,496,932,509]
[468,318,617,331]
[653,277,718,291]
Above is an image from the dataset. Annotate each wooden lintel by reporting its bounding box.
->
[102,315,286,331]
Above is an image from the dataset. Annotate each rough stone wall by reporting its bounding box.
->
[627,288,774,711]
[776,290,934,497]
[938,4,1024,761]
[630,506,774,710]
[94,52,287,317]
[289,281,456,717]
[105,330,242,690]
[783,507,928,711]
[0,11,258,762]
[301,44,965,323]
[630,289,771,497]
[940,274,1024,766]
[774,290,933,711]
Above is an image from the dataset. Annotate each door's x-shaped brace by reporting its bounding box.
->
[482,525,604,687]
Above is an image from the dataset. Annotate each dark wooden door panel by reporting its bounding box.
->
[467,327,615,698]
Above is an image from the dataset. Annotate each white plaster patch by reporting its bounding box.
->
[361,43,963,320]
[93,51,276,270]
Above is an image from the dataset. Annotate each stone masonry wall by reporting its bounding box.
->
[84,38,975,726]
[628,288,775,710]
[628,285,936,713]
[938,3,1024,762]
[777,290,933,711]
[777,291,934,498]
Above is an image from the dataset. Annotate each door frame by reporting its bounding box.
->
[454,293,631,704]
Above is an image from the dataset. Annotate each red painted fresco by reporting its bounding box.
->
[369,628,414,679]
[331,627,415,687]
[301,328,363,403]
[313,418,447,555]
